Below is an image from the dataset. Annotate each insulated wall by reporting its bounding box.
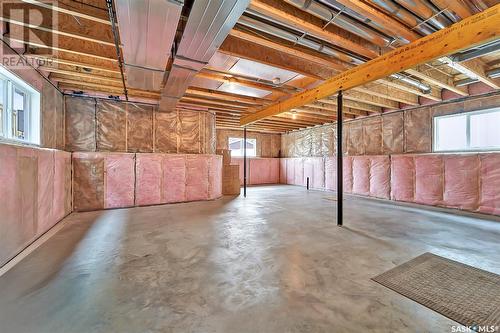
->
[279,153,500,215]
[231,157,280,185]
[217,129,281,157]
[281,93,500,157]
[72,153,222,212]
[0,143,72,267]
[65,96,216,154]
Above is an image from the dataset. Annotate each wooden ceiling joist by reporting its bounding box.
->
[249,0,380,59]
[241,6,500,125]
[219,35,336,80]
[185,87,272,105]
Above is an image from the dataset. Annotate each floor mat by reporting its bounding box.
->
[373,252,500,329]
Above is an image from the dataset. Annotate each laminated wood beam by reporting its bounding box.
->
[241,6,500,125]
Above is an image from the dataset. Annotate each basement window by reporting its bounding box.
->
[229,137,257,157]
[433,108,500,152]
[0,65,40,145]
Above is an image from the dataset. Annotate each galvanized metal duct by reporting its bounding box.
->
[115,0,183,92]
[368,0,436,35]
[450,40,500,62]
[394,0,452,30]
[318,0,404,43]
[238,14,364,65]
[239,12,431,93]
[283,0,393,47]
[160,0,250,111]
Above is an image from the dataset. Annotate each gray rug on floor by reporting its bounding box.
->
[373,252,500,329]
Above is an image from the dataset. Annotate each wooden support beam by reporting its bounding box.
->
[240,6,500,125]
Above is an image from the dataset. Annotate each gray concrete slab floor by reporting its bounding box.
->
[0,185,499,333]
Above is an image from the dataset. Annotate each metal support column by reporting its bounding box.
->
[243,127,247,197]
[337,91,343,226]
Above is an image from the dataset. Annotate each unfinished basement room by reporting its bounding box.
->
[1,0,500,332]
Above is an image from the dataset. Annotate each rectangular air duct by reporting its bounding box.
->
[160,0,250,111]
[115,0,183,92]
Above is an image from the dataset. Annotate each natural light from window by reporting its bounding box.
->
[434,108,500,152]
[0,65,40,145]
[229,137,257,157]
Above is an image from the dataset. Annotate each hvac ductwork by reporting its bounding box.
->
[238,14,363,65]
[160,0,251,111]
[369,0,435,36]
[115,0,183,91]
[283,0,393,47]
[393,0,452,30]
[239,12,431,93]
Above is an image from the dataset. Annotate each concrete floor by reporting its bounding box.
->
[0,185,499,333]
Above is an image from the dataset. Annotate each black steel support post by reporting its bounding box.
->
[337,91,343,226]
[244,127,247,197]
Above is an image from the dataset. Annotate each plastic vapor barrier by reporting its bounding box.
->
[65,96,216,154]
[0,144,72,267]
[65,97,96,151]
[278,153,500,215]
[72,152,222,211]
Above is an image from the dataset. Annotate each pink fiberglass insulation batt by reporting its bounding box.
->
[390,155,415,202]
[208,155,222,200]
[311,157,325,189]
[279,158,287,184]
[185,155,209,202]
[163,155,187,203]
[0,144,71,267]
[286,158,295,185]
[37,149,55,234]
[479,154,500,215]
[105,153,135,209]
[343,157,353,194]
[414,155,444,206]
[324,157,337,191]
[369,156,391,199]
[249,158,280,185]
[294,158,304,186]
[352,156,371,196]
[443,155,480,211]
[304,158,314,188]
[135,154,164,206]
